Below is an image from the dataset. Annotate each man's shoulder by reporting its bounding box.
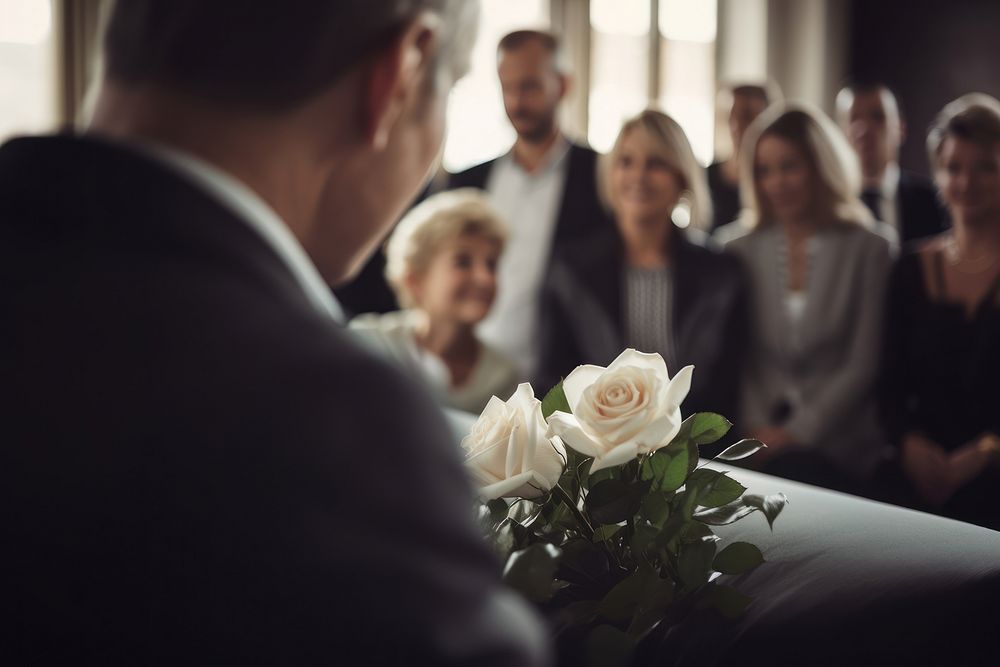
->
[447,157,501,189]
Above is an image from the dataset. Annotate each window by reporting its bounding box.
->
[442,0,549,173]
[0,0,57,142]
[588,0,650,154]
[587,0,717,164]
[658,0,717,165]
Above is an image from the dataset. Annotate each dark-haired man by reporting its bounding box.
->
[449,30,611,380]
[836,83,948,244]
[1,1,549,664]
[707,83,775,231]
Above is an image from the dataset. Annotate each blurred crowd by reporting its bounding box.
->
[341,30,1000,531]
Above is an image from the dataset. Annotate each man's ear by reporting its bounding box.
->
[897,117,908,147]
[363,13,441,150]
[557,72,571,102]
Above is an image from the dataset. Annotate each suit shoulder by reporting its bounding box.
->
[447,157,500,189]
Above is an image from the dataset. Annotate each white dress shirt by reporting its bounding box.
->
[866,162,901,231]
[477,136,571,377]
[137,142,345,323]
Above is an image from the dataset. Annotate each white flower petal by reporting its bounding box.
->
[546,411,605,458]
[479,471,538,500]
[590,442,641,472]
[607,349,669,378]
[664,365,694,410]
[633,411,682,453]
[561,364,607,412]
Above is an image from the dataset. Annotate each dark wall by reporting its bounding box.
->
[848,0,1000,177]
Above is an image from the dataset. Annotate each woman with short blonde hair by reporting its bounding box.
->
[719,104,894,488]
[351,188,519,414]
[880,94,1000,529]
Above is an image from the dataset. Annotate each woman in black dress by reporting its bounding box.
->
[880,94,1000,529]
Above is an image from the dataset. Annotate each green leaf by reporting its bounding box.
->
[598,571,674,623]
[541,381,571,420]
[679,521,716,543]
[677,538,717,590]
[744,492,789,530]
[640,492,671,527]
[641,448,689,493]
[676,412,733,446]
[707,584,753,619]
[713,542,765,575]
[584,625,636,667]
[560,538,611,581]
[486,498,510,524]
[502,543,562,603]
[686,468,747,508]
[630,521,660,556]
[556,600,600,628]
[586,479,648,525]
[693,499,758,525]
[593,524,623,543]
[716,438,766,462]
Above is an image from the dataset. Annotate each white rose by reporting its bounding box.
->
[462,383,567,500]
[546,349,693,472]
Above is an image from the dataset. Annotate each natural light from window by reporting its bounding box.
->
[0,0,57,142]
[442,0,549,173]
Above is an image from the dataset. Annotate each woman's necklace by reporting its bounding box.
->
[943,235,999,274]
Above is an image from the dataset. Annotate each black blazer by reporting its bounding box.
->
[447,141,612,251]
[536,228,748,424]
[0,136,546,665]
[898,170,949,245]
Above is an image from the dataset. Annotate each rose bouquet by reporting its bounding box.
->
[462,350,786,665]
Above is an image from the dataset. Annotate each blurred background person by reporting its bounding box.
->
[879,94,1000,530]
[352,189,519,414]
[448,30,612,380]
[719,105,893,490]
[707,83,777,232]
[837,83,949,245]
[537,110,747,423]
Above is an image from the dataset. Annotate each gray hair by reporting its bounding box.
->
[103,0,478,110]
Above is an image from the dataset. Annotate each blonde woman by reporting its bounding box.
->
[350,189,519,413]
[880,94,1000,529]
[717,104,894,486]
[537,109,748,423]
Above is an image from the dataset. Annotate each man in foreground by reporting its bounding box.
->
[1,1,548,664]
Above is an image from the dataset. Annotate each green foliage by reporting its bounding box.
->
[586,479,648,525]
[541,381,571,419]
[502,543,562,603]
[713,542,765,575]
[478,398,783,665]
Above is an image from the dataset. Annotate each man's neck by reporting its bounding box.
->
[512,128,562,173]
[87,82,334,247]
[862,160,896,191]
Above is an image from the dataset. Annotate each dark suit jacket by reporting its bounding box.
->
[897,170,949,245]
[0,136,547,666]
[447,141,612,253]
[536,229,748,424]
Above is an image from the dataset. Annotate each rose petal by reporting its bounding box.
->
[590,442,641,473]
[532,437,567,488]
[479,470,539,500]
[546,411,605,458]
[607,349,669,378]
[664,365,694,410]
[561,364,607,412]
[631,411,682,454]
